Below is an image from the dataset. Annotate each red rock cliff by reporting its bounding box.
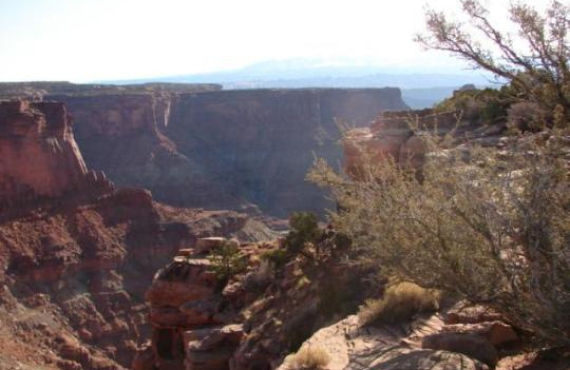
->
[0,100,112,208]
[0,100,275,370]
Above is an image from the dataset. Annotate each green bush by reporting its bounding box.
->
[207,239,247,284]
[285,212,322,255]
[261,248,289,268]
[435,87,512,126]
[507,101,548,132]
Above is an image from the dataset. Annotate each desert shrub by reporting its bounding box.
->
[317,272,368,319]
[358,282,440,326]
[261,247,289,268]
[507,101,548,132]
[283,345,330,370]
[309,132,570,345]
[435,88,511,126]
[416,0,570,128]
[243,259,274,292]
[285,212,322,255]
[207,239,247,284]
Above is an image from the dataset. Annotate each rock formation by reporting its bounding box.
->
[0,100,275,369]
[0,100,112,210]
[137,231,380,370]
[142,241,244,370]
[33,86,408,217]
[343,108,509,177]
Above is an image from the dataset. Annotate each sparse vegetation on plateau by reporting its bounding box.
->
[310,133,569,345]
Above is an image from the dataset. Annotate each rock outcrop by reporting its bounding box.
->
[0,100,112,210]
[0,100,276,370]
[343,109,458,177]
[277,302,521,370]
[343,108,509,177]
[139,231,381,370]
[140,237,272,370]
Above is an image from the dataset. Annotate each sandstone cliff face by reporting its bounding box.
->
[0,100,275,370]
[52,88,408,217]
[0,100,112,208]
[53,93,234,212]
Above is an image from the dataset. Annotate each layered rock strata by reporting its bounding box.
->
[42,87,408,217]
[0,100,274,369]
[141,237,264,370]
[0,100,113,211]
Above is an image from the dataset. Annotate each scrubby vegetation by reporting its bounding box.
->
[435,86,512,127]
[310,132,569,345]
[283,345,331,370]
[284,212,322,256]
[308,0,570,346]
[208,239,247,284]
[417,0,570,129]
[358,282,440,326]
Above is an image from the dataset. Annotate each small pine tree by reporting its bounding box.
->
[208,240,247,284]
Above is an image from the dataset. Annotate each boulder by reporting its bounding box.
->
[422,332,498,367]
[442,321,519,347]
[184,325,244,370]
[445,304,503,325]
[366,347,489,370]
[146,260,216,308]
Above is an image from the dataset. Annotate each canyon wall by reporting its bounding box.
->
[0,100,112,208]
[0,100,274,369]
[52,87,408,217]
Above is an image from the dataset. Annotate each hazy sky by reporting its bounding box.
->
[0,0,534,82]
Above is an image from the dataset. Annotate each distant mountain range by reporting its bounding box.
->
[100,59,499,108]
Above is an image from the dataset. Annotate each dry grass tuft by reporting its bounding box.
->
[358,282,440,326]
[284,345,331,370]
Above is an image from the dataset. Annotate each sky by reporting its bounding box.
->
[0,0,537,82]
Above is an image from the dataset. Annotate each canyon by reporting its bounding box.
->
[0,84,409,369]
[0,99,274,369]
[1,87,566,370]
[2,82,408,217]
[0,84,413,369]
